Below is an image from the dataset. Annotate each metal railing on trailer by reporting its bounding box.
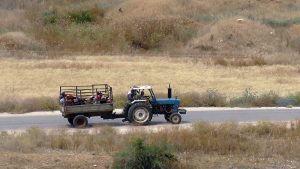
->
[59,84,113,101]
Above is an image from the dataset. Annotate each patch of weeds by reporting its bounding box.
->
[241,122,288,138]
[200,89,226,107]
[112,138,178,169]
[263,17,300,27]
[43,11,59,24]
[254,91,279,107]
[230,88,257,107]
[68,10,92,24]
[180,89,226,107]
[287,92,300,106]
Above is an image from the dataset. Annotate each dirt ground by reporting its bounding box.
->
[0,151,112,169]
[1,151,299,169]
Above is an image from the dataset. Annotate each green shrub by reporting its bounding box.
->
[289,92,300,105]
[253,91,279,107]
[68,10,92,24]
[43,11,59,24]
[230,88,257,107]
[41,6,105,25]
[230,89,279,107]
[112,138,178,169]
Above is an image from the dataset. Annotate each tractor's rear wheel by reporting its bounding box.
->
[67,117,74,125]
[169,113,181,124]
[73,115,88,128]
[128,103,152,125]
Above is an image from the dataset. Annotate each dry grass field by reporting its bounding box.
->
[1,55,300,99]
[1,122,300,168]
[1,54,300,112]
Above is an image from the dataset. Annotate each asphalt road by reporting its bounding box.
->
[1,108,300,131]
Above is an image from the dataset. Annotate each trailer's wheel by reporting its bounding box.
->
[128,103,152,125]
[164,114,171,122]
[169,113,181,124]
[73,115,88,128]
[67,117,74,125]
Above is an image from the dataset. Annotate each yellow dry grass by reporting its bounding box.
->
[1,55,300,99]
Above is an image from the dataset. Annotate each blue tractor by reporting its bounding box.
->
[124,84,187,125]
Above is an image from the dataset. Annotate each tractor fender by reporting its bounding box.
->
[130,100,147,104]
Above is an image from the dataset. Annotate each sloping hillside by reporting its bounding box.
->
[0,0,299,56]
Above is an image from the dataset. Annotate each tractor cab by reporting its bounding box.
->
[129,85,156,103]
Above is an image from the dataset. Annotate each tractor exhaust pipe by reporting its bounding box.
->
[168,84,172,99]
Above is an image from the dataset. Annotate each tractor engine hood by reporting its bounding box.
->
[155,98,180,105]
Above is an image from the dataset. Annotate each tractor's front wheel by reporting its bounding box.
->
[128,103,152,125]
[169,113,182,124]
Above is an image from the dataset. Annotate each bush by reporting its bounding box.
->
[289,92,300,106]
[112,138,178,169]
[68,10,92,24]
[42,6,105,25]
[200,89,226,107]
[253,91,279,107]
[180,89,226,107]
[230,89,279,107]
[180,93,203,107]
[43,11,59,24]
[230,88,257,107]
